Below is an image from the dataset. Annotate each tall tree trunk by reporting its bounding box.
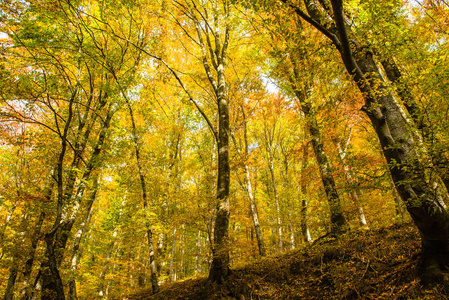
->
[281,141,296,250]
[192,13,231,284]
[158,122,182,278]
[291,83,348,234]
[209,80,231,282]
[170,1,232,283]
[124,94,159,294]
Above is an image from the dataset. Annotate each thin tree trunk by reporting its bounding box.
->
[196,230,201,274]
[291,81,348,234]
[20,210,45,300]
[124,94,159,294]
[193,20,232,284]
[244,164,266,256]
[300,141,312,243]
[334,138,369,229]
[169,228,177,283]
[156,233,164,276]
[264,126,283,252]
[232,105,266,256]
[98,199,125,297]
[281,140,296,250]
[157,124,181,278]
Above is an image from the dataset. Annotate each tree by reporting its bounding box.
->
[263,12,349,235]
[276,0,449,282]
[165,0,232,282]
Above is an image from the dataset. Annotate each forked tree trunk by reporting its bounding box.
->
[41,102,114,299]
[190,7,231,283]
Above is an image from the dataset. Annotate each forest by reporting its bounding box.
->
[0,0,449,299]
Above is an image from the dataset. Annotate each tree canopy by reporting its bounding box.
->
[1,0,449,298]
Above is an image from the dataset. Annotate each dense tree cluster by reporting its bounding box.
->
[0,0,448,298]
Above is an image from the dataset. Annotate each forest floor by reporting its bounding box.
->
[123,222,449,299]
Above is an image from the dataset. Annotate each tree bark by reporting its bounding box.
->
[189,3,231,282]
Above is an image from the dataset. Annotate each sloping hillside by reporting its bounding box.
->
[123,223,448,299]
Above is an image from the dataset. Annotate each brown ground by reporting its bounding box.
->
[123,222,449,299]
